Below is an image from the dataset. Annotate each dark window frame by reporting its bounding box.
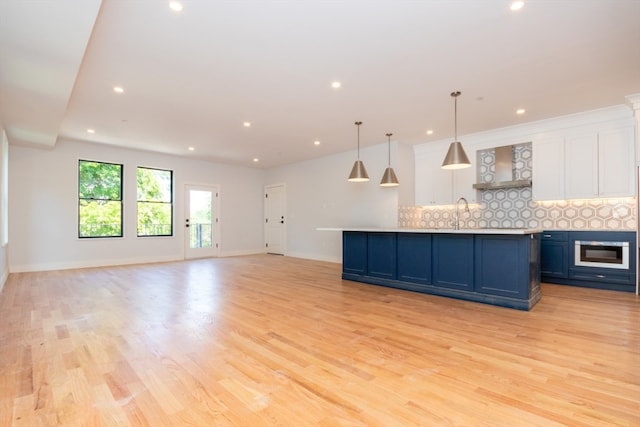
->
[78,159,124,239]
[136,166,174,237]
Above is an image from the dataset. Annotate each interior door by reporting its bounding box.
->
[265,184,286,255]
[184,184,219,259]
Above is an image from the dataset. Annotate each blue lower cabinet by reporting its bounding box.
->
[343,232,367,275]
[475,235,529,298]
[541,230,637,291]
[367,232,397,280]
[397,233,431,285]
[432,234,474,291]
[540,231,569,279]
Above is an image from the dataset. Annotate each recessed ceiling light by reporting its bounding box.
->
[331,81,341,89]
[188,146,195,151]
[314,140,321,146]
[87,129,95,134]
[169,1,183,12]
[510,1,525,11]
[113,86,124,94]
[516,108,526,115]
[243,122,251,127]
[426,130,434,135]
[252,158,259,163]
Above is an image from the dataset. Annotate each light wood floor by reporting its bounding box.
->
[0,255,638,426]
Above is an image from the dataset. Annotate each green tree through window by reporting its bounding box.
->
[78,160,123,238]
[137,167,173,236]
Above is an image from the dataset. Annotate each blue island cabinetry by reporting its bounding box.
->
[342,230,541,310]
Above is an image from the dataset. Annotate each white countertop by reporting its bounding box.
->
[317,227,543,235]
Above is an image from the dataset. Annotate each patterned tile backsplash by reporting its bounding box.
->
[400,142,636,230]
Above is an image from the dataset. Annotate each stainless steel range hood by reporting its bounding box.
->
[472,145,532,190]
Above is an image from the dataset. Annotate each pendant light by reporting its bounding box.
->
[442,91,471,170]
[380,133,399,187]
[348,121,370,182]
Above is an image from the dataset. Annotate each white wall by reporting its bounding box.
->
[265,143,401,263]
[0,128,8,290]
[9,139,265,272]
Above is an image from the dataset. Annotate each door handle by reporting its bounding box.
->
[281,216,284,224]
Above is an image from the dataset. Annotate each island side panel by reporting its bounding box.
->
[474,235,529,298]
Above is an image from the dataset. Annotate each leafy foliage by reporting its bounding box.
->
[78,160,122,238]
[79,160,122,200]
[137,167,173,236]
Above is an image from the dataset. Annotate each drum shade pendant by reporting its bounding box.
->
[348,121,370,182]
[442,91,471,170]
[380,133,399,187]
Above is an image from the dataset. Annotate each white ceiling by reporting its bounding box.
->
[1,0,639,169]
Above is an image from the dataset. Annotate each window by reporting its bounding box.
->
[78,160,123,238]
[137,167,173,236]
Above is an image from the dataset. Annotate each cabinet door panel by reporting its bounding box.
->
[415,151,453,205]
[565,133,598,199]
[343,232,367,275]
[397,233,431,285]
[367,233,396,279]
[541,241,568,278]
[598,127,634,197]
[432,235,474,290]
[532,137,565,201]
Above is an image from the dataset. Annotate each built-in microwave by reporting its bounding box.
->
[574,240,629,270]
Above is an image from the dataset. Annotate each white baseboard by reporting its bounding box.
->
[8,249,339,273]
[0,269,7,294]
[285,251,341,264]
[218,248,266,257]
[9,255,184,273]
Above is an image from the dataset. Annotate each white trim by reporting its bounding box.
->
[264,183,287,255]
[218,248,266,257]
[10,255,183,273]
[285,251,341,264]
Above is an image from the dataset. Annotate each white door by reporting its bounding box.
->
[184,185,219,259]
[265,184,286,255]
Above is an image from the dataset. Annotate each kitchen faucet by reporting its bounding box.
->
[453,197,469,230]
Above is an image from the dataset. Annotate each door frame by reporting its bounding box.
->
[184,183,220,259]
[264,183,286,255]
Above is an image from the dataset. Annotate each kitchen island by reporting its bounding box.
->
[326,227,542,310]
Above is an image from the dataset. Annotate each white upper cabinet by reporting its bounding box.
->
[415,150,452,205]
[532,137,565,201]
[598,126,635,197]
[565,133,598,199]
[533,124,634,201]
[415,145,476,206]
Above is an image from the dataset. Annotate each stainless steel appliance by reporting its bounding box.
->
[574,240,629,270]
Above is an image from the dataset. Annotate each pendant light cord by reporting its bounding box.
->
[355,121,362,159]
[454,96,457,141]
[386,133,392,166]
[451,91,461,141]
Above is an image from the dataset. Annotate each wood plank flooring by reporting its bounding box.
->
[0,254,638,426]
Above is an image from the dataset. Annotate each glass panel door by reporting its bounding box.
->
[185,185,218,259]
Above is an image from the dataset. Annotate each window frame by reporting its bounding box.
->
[78,159,124,239]
[136,166,174,237]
